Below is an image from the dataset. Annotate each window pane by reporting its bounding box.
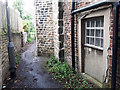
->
[96,29,100,37]
[90,29,94,36]
[91,21,94,27]
[86,37,89,44]
[96,20,100,27]
[90,38,94,45]
[101,19,104,27]
[87,21,90,27]
[95,38,100,46]
[101,39,103,47]
[86,29,90,36]
[85,17,104,49]
[101,30,103,37]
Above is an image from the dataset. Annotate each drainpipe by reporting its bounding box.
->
[71,0,75,71]
[72,0,113,14]
[6,0,16,78]
[111,2,120,89]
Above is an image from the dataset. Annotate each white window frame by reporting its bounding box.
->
[84,17,104,50]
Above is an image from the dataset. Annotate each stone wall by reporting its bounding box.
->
[53,0,64,61]
[12,33,22,52]
[35,0,54,56]
[0,1,22,89]
[35,0,64,59]
[52,0,59,59]
[63,0,72,66]
[35,0,100,68]
[21,32,27,47]
[0,32,9,90]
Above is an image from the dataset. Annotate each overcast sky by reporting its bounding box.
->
[0,0,35,24]
[0,0,35,12]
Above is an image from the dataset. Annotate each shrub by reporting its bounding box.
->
[34,36,36,40]
[15,53,21,64]
[27,38,33,43]
[47,55,96,88]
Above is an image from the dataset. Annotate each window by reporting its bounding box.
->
[85,17,104,50]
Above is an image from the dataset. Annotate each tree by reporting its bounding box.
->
[13,0,24,18]
[22,12,32,20]
[13,0,36,39]
[23,21,35,32]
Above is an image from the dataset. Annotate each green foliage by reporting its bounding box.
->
[23,21,29,32]
[13,0,36,39]
[23,21,36,38]
[13,0,24,18]
[34,36,36,40]
[29,22,35,32]
[2,31,4,35]
[48,55,58,67]
[15,53,21,64]
[22,12,32,20]
[47,55,96,88]
[27,38,33,43]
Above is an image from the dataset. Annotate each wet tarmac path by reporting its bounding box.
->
[6,42,62,88]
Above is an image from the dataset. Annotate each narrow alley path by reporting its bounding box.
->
[6,42,62,88]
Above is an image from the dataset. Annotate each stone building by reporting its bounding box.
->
[35,0,64,61]
[35,0,120,87]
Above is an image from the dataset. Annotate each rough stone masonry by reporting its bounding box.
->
[35,0,54,56]
[35,0,64,61]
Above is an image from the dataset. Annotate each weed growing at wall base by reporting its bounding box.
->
[15,53,21,65]
[47,55,97,88]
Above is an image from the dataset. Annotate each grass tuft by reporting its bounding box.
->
[15,53,21,64]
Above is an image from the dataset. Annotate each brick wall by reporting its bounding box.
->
[74,0,120,87]
[117,6,120,87]
[0,1,22,89]
[0,32,9,89]
[62,0,116,85]
[108,6,120,88]
[75,1,90,71]
[116,6,120,88]
[35,0,54,56]
[63,0,91,70]
[0,33,22,89]
[108,7,113,86]
[63,0,72,66]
